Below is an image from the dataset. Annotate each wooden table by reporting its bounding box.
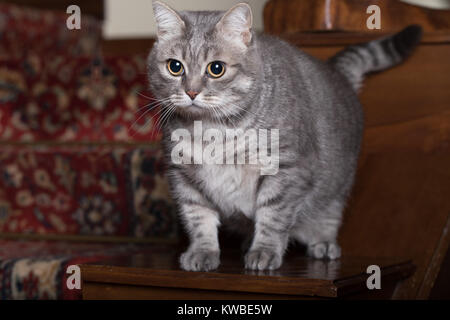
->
[80,244,414,300]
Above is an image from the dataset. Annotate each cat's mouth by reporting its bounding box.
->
[185,105,204,113]
[172,102,207,116]
[170,96,223,118]
[173,99,209,111]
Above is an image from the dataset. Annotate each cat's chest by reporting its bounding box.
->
[195,164,260,218]
[167,122,262,218]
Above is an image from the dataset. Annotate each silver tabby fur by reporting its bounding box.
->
[147,1,422,271]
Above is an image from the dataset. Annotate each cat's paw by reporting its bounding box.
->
[180,249,220,272]
[245,248,282,270]
[307,242,341,260]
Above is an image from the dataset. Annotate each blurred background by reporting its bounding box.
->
[104,0,269,39]
[103,0,450,39]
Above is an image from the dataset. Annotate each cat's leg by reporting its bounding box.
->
[170,169,221,271]
[179,202,221,271]
[245,174,297,270]
[291,199,344,260]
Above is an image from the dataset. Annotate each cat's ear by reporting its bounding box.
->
[216,3,253,48]
[152,1,185,41]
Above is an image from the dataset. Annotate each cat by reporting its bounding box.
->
[147,1,422,271]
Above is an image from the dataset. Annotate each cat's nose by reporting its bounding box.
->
[186,90,199,100]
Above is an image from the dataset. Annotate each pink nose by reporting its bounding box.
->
[186,90,199,100]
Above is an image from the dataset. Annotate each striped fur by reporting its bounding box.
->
[329,25,423,91]
[148,2,423,272]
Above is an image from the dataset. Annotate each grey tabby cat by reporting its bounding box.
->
[147,1,422,271]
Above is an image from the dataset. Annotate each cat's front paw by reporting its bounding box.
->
[180,249,220,272]
[245,248,282,270]
[307,242,341,260]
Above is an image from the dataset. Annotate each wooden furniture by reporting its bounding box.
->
[80,245,414,300]
[264,0,450,35]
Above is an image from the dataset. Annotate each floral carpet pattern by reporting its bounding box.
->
[0,3,101,60]
[0,54,163,142]
[0,3,179,299]
[0,146,176,238]
[0,239,156,299]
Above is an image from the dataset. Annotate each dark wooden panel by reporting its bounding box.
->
[264,0,450,34]
[101,38,155,56]
[283,31,450,46]
[82,282,320,300]
[429,247,450,299]
[295,35,450,299]
[82,281,399,300]
[299,44,450,129]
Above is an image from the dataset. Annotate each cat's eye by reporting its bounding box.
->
[206,61,226,78]
[167,59,184,76]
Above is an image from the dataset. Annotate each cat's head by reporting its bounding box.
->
[148,1,261,121]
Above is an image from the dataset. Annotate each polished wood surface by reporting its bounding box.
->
[82,282,323,300]
[264,0,450,35]
[283,31,450,46]
[81,245,414,300]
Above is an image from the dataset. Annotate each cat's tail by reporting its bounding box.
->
[329,25,423,92]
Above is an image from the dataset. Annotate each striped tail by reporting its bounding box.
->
[329,25,423,91]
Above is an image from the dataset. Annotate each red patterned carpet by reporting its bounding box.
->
[0,239,161,299]
[0,3,178,299]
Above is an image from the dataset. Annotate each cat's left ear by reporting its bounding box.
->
[216,3,253,48]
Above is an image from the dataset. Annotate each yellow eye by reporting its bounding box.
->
[167,59,184,76]
[207,61,225,78]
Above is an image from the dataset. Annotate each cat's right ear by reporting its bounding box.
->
[152,1,185,41]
